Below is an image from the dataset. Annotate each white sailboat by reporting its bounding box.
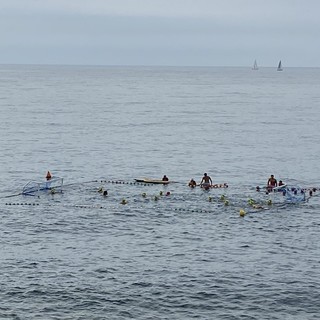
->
[277,60,283,71]
[252,60,258,70]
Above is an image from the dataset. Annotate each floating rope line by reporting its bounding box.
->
[98,180,155,186]
[4,202,109,209]
[173,207,215,214]
[5,202,40,206]
[62,204,107,209]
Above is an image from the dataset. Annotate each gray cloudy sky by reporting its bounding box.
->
[0,0,319,67]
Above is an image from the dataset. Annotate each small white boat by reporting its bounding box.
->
[277,60,283,71]
[22,177,64,195]
[284,186,306,203]
[252,59,259,70]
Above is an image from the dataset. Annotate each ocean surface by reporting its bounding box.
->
[0,65,319,319]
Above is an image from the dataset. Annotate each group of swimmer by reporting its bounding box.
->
[257,174,317,197]
[190,173,214,189]
[45,171,256,191]
[267,174,285,190]
[163,173,227,189]
[256,174,285,193]
[45,171,316,197]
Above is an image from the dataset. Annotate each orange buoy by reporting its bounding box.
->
[46,171,52,181]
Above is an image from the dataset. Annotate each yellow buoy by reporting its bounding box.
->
[220,195,225,201]
[224,200,229,206]
[121,199,127,205]
[159,191,163,196]
[142,192,147,197]
[208,196,212,202]
[239,209,246,217]
[267,199,272,206]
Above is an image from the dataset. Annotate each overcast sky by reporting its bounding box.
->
[0,0,319,67]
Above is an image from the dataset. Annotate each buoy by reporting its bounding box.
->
[142,192,147,197]
[208,196,212,202]
[267,199,272,206]
[98,187,103,193]
[46,171,52,181]
[154,196,159,201]
[239,209,246,217]
[121,199,127,205]
[224,200,229,206]
[220,195,225,201]
[159,191,163,196]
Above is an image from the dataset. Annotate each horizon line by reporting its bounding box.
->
[0,63,319,69]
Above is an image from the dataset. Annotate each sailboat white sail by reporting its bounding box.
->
[277,60,283,71]
[252,60,258,70]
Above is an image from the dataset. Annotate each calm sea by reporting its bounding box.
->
[0,65,319,319]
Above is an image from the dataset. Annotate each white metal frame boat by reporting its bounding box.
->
[22,177,64,195]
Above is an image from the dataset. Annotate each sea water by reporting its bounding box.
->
[0,65,320,319]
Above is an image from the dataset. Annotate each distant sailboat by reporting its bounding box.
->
[252,60,259,70]
[277,60,283,71]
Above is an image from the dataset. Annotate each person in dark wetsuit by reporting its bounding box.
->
[162,175,169,181]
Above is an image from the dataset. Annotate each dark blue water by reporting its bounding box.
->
[0,65,319,319]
